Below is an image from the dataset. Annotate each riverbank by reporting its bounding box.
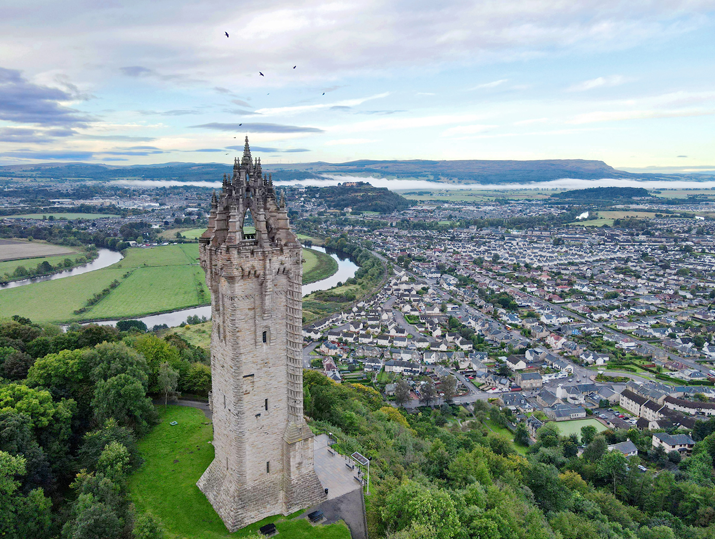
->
[303,247,339,285]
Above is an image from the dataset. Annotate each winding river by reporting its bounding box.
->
[73,245,357,328]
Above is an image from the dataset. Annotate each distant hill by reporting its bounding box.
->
[306,181,413,213]
[1,159,713,185]
[550,186,651,201]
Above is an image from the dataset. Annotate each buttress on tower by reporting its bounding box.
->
[197,138,326,531]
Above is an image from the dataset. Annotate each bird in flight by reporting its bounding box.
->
[239,123,242,126]
[225,32,229,38]
[259,72,264,77]
[322,92,325,95]
[293,66,296,69]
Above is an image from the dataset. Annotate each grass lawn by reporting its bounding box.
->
[129,406,351,539]
[6,213,119,220]
[303,248,338,285]
[552,418,607,438]
[0,243,322,324]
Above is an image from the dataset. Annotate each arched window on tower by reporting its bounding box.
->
[243,208,255,240]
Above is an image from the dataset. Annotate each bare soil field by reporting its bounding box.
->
[0,239,77,262]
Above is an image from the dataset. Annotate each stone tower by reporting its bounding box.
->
[197,138,325,532]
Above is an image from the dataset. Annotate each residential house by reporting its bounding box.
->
[652,433,695,455]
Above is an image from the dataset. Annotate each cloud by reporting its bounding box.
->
[79,134,156,142]
[137,109,199,116]
[3,150,97,160]
[125,145,161,150]
[416,92,435,96]
[514,118,549,126]
[214,86,234,94]
[325,138,376,146]
[231,99,253,108]
[441,124,496,137]
[224,108,261,115]
[0,127,76,143]
[330,106,352,111]
[357,110,406,115]
[191,122,324,133]
[193,148,224,152]
[467,79,508,90]
[254,92,390,117]
[678,155,688,158]
[0,67,91,127]
[119,65,204,84]
[225,145,309,153]
[567,75,629,92]
[571,108,715,124]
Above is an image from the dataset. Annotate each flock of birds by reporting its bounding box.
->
[223,31,324,155]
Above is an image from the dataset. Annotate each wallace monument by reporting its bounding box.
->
[197,138,326,531]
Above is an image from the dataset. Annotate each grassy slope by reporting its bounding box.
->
[160,228,206,240]
[302,248,338,285]
[129,406,351,539]
[168,322,212,350]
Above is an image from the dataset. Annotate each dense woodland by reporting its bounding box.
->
[6,311,715,538]
[304,372,715,539]
[0,317,209,538]
[305,183,414,213]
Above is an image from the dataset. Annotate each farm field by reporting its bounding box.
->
[552,418,607,438]
[296,233,324,246]
[0,252,86,279]
[129,406,351,539]
[570,210,658,227]
[160,227,206,240]
[5,212,119,220]
[0,243,336,323]
[303,248,338,285]
[0,238,76,261]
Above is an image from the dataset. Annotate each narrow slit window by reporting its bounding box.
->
[223,395,226,408]
[262,330,267,343]
[266,461,270,474]
[265,398,268,411]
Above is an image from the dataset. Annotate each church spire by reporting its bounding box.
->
[241,136,252,166]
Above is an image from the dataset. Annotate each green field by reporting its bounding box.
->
[303,248,338,285]
[129,406,351,539]
[296,233,324,246]
[570,210,658,227]
[6,213,119,220]
[552,418,607,438]
[0,243,337,324]
[0,252,83,277]
[161,228,207,240]
[169,322,212,350]
[0,239,77,262]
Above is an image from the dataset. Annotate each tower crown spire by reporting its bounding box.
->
[241,136,252,166]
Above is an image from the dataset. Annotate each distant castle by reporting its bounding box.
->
[197,138,325,531]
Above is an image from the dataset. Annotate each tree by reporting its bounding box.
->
[182,363,211,395]
[536,422,561,448]
[2,351,34,380]
[581,425,598,445]
[597,449,628,494]
[527,462,572,513]
[157,362,180,406]
[97,441,131,484]
[0,451,52,539]
[440,375,457,402]
[394,379,411,406]
[92,374,157,435]
[583,435,608,462]
[382,481,460,539]
[419,379,437,407]
[514,422,530,447]
[132,513,165,539]
[667,450,681,464]
[116,320,148,333]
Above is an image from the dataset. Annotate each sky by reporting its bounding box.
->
[1,0,714,170]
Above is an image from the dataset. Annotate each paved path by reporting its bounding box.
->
[305,434,367,539]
